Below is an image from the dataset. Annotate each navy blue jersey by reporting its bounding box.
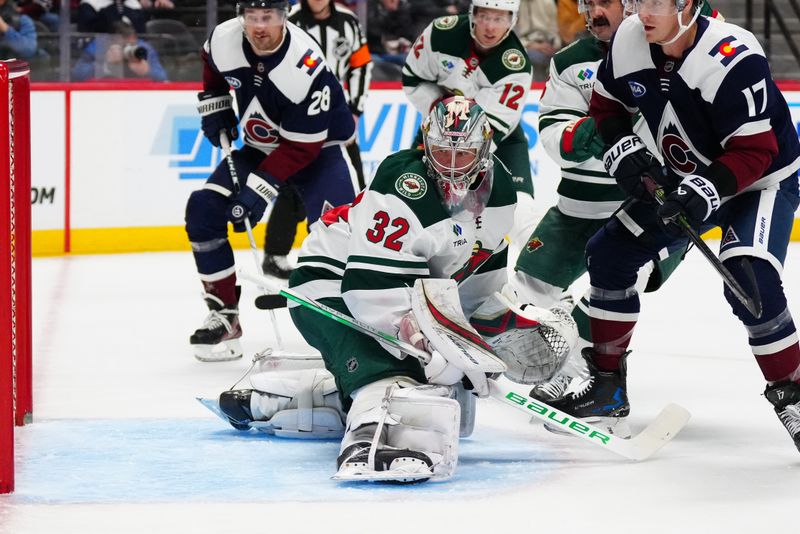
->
[203,19,355,181]
[591,15,800,196]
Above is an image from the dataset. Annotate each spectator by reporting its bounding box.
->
[71,21,167,81]
[517,0,560,80]
[77,0,147,33]
[556,0,585,44]
[17,0,59,32]
[367,0,416,65]
[0,0,38,59]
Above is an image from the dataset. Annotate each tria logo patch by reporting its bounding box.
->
[577,68,593,81]
[453,223,462,236]
[722,227,740,247]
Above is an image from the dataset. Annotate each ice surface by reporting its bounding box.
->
[1,245,799,533]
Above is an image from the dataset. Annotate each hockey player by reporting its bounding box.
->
[514,0,719,403]
[260,0,373,279]
[214,97,576,482]
[184,0,358,361]
[401,0,536,251]
[555,0,800,450]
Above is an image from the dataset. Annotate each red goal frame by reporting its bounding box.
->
[0,59,32,495]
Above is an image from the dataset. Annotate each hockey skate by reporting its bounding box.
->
[190,294,242,362]
[544,348,631,438]
[262,254,293,279]
[764,381,800,453]
[334,428,435,484]
[530,373,574,402]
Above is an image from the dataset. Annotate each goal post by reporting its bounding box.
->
[1,59,32,495]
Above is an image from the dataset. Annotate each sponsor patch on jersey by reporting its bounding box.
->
[577,68,593,81]
[225,76,241,89]
[628,81,646,97]
[502,49,526,71]
[395,173,428,199]
[434,16,458,30]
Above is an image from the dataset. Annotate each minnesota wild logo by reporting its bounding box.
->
[434,16,458,30]
[502,49,525,71]
[395,173,428,199]
[526,237,544,252]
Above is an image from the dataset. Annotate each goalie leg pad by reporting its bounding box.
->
[233,365,345,439]
[334,377,460,483]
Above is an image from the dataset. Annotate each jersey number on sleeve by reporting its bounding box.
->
[365,211,409,251]
[741,79,767,117]
[499,83,525,110]
[308,86,331,116]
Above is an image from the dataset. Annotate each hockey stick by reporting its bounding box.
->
[643,177,762,319]
[219,132,284,349]
[261,276,689,461]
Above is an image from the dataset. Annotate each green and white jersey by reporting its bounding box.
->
[292,149,516,341]
[538,37,655,219]
[402,15,533,142]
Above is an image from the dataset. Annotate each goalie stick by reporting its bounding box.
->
[256,274,690,461]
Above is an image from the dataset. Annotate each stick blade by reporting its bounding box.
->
[624,403,691,461]
[255,294,288,310]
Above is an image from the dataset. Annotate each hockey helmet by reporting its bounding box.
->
[236,0,290,26]
[421,96,494,220]
[469,0,520,47]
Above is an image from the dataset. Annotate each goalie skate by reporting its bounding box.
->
[333,441,434,484]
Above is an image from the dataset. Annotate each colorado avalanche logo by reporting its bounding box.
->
[244,114,280,145]
[658,104,712,177]
[628,81,646,97]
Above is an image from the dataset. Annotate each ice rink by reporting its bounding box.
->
[1,242,799,533]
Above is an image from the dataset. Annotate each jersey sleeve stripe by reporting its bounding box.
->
[279,128,328,143]
[347,254,428,270]
[721,119,773,147]
[298,255,346,272]
[342,270,424,292]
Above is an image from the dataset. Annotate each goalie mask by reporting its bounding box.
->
[421,96,494,221]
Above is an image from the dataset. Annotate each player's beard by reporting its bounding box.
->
[247,26,285,55]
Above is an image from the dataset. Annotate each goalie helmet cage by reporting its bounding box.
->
[0,60,32,495]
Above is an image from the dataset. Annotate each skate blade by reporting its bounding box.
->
[544,416,632,439]
[332,462,433,484]
[193,338,243,362]
[196,397,249,427]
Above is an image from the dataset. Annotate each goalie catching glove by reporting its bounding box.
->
[398,279,507,397]
[471,286,579,385]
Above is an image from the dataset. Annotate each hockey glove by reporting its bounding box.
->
[226,171,280,232]
[603,134,666,201]
[657,174,720,234]
[197,91,239,148]
[560,116,605,163]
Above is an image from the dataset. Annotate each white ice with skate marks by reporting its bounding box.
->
[2,246,800,534]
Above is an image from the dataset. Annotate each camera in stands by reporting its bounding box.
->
[123,44,148,61]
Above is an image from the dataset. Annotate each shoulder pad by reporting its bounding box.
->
[610,17,655,78]
[207,19,250,72]
[269,24,328,104]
